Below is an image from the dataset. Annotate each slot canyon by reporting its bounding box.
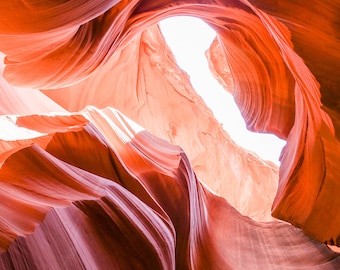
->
[0,0,339,269]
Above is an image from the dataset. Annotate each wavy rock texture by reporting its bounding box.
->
[0,0,339,269]
[41,25,279,222]
[0,108,339,269]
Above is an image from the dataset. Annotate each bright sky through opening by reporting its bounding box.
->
[159,16,286,165]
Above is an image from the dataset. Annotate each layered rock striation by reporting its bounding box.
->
[0,0,339,268]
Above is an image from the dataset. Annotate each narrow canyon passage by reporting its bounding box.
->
[0,0,339,269]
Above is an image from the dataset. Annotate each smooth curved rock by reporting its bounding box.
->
[0,0,339,268]
[42,25,280,222]
[0,107,338,269]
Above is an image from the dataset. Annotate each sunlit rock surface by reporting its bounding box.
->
[41,25,279,222]
[0,0,339,269]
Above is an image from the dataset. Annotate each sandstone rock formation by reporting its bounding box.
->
[0,0,339,269]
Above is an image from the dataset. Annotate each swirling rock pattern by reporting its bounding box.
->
[0,108,339,269]
[0,0,339,269]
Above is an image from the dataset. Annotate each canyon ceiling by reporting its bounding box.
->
[0,0,339,269]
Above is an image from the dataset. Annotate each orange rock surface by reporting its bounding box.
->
[0,0,339,269]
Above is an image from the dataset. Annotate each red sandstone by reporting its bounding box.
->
[0,0,339,268]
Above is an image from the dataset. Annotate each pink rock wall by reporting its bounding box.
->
[0,0,339,268]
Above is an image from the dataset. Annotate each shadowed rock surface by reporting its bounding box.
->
[0,0,339,268]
